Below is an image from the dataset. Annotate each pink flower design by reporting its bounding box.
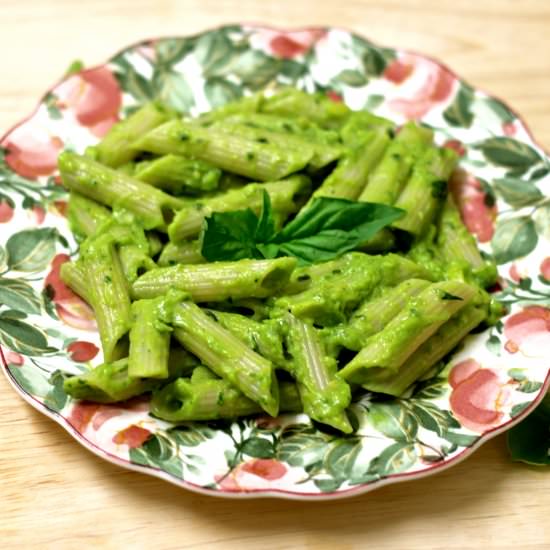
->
[2,124,63,179]
[53,200,68,218]
[442,139,466,157]
[540,257,550,281]
[67,398,149,434]
[1,348,24,366]
[241,458,287,480]
[267,29,326,59]
[326,90,343,103]
[508,263,525,283]
[0,199,14,223]
[67,401,100,432]
[383,59,414,84]
[503,306,550,356]
[30,205,46,225]
[113,425,152,448]
[55,67,122,137]
[502,122,517,136]
[449,359,513,433]
[215,458,288,492]
[67,341,99,362]
[450,169,497,243]
[43,254,96,331]
[387,54,455,119]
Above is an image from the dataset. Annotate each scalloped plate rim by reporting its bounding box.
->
[4,355,549,501]
[1,23,549,500]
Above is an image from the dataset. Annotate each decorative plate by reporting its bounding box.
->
[1,24,550,500]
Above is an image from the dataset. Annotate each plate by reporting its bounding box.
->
[1,24,550,500]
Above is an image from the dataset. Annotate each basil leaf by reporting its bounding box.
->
[201,208,265,261]
[200,192,404,264]
[254,190,275,242]
[271,198,404,264]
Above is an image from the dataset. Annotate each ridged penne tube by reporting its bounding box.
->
[331,278,432,351]
[81,240,132,362]
[58,152,186,230]
[261,88,350,128]
[207,311,286,368]
[95,102,174,167]
[157,240,205,267]
[357,302,488,396]
[128,298,171,379]
[64,358,159,403]
[273,253,433,325]
[133,119,314,181]
[437,195,498,288]
[168,175,311,242]
[67,192,111,238]
[171,301,279,416]
[392,146,458,236]
[359,122,434,204]
[150,375,301,422]
[134,154,222,195]
[286,315,352,433]
[118,245,157,283]
[339,280,477,384]
[132,257,297,302]
[210,120,344,170]
[59,260,92,304]
[310,129,390,201]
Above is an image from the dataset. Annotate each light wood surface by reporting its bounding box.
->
[1,1,549,548]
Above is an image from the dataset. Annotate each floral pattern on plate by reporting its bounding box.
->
[1,24,550,499]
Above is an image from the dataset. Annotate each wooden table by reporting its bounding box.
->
[1,1,549,548]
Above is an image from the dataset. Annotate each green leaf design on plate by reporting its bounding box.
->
[324,438,362,480]
[0,277,42,314]
[230,50,281,90]
[491,216,538,264]
[240,436,275,458]
[511,401,532,417]
[409,401,460,436]
[485,334,502,355]
[156,72,195,113]
[481,97,515,124]
[195,30,235,77]
[368,402,418,442]
[168,425,217,447]
[443,84,475,128]
[529,166,550,181]
[279,59,308,81]
[204,77,242,107]
[517,380,543,393]
[6,227,59,272]
[534,204,550,240]
[335,69,368,87]
[154,38,195,68]
[362,47,388,76]
[111,56,155,103]
[0,245,7,272]
[441,430,478,447]
[8,363,51,398]
[474,137,542,171]
[44,369,69,412]
[373,441,417,476]
[277,424,329,467]
[0,316,53,355]
[493,177,544,208]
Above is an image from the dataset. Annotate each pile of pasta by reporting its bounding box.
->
[59,88,498,433]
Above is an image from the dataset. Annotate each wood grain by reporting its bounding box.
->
[1,1,549,548]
